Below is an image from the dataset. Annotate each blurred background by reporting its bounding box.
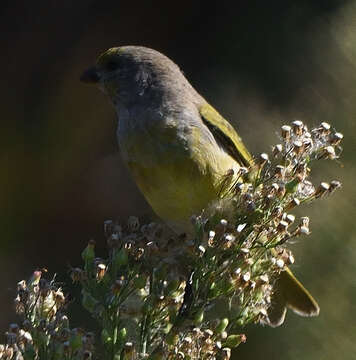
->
[1,0,356,358]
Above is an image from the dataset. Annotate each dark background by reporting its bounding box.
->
[1,1,356,359]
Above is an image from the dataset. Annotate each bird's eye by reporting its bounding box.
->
[106,61,119,71]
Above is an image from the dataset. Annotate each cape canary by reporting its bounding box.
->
[81,46,319,326]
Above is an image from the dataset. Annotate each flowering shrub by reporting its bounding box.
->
[0,271,94,359]
[0,121,343,360]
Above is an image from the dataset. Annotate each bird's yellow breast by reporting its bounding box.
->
[119,115,239,233]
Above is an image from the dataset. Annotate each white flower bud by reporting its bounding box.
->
[329,180,342,193]
[320,122,331,132]
[258,153,269,166]
[272,144,283,157]
[276,259,285,268]
[293,140,304,155]
[299,226,310,235]
[300,216,310,227]
[198,245,206,257]
[325,146,336,158]
[274,165,285,178]
[225,234,235,242]
[277,220,289,233]
[281,125,292,139]
[292,120,304,135]
[285,214,295,224]
[315,182,330,197]
[236,223,247,233]
[329,132,343,145]
[209,230,216,239]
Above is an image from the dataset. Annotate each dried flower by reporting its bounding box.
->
[96,263,107,280]
[285,198,300,211]
[272,144,283,157]
[329,132,343,145]
[293,140,304,155]
[319,122,331,134]
[292,120,304,136]
[277,221,289,233]
[257,153,269,167]
[281,125,292,139]
[315,182,330,198]
[329,180,342,193]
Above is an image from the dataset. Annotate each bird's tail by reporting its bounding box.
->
[267,267,320,327]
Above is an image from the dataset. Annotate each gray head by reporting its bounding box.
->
[80,46,190,107]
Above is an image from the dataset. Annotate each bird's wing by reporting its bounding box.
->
[199,103,254,167]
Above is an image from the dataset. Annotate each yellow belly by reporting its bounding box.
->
[125,141,239,233]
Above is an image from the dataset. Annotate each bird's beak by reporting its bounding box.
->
[80,66,100,84]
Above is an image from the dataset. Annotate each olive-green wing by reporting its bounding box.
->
[199,103,253,167]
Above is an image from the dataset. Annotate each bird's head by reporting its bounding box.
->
[80,46,181,107]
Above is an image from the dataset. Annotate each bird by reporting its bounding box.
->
[80,45,319,326]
